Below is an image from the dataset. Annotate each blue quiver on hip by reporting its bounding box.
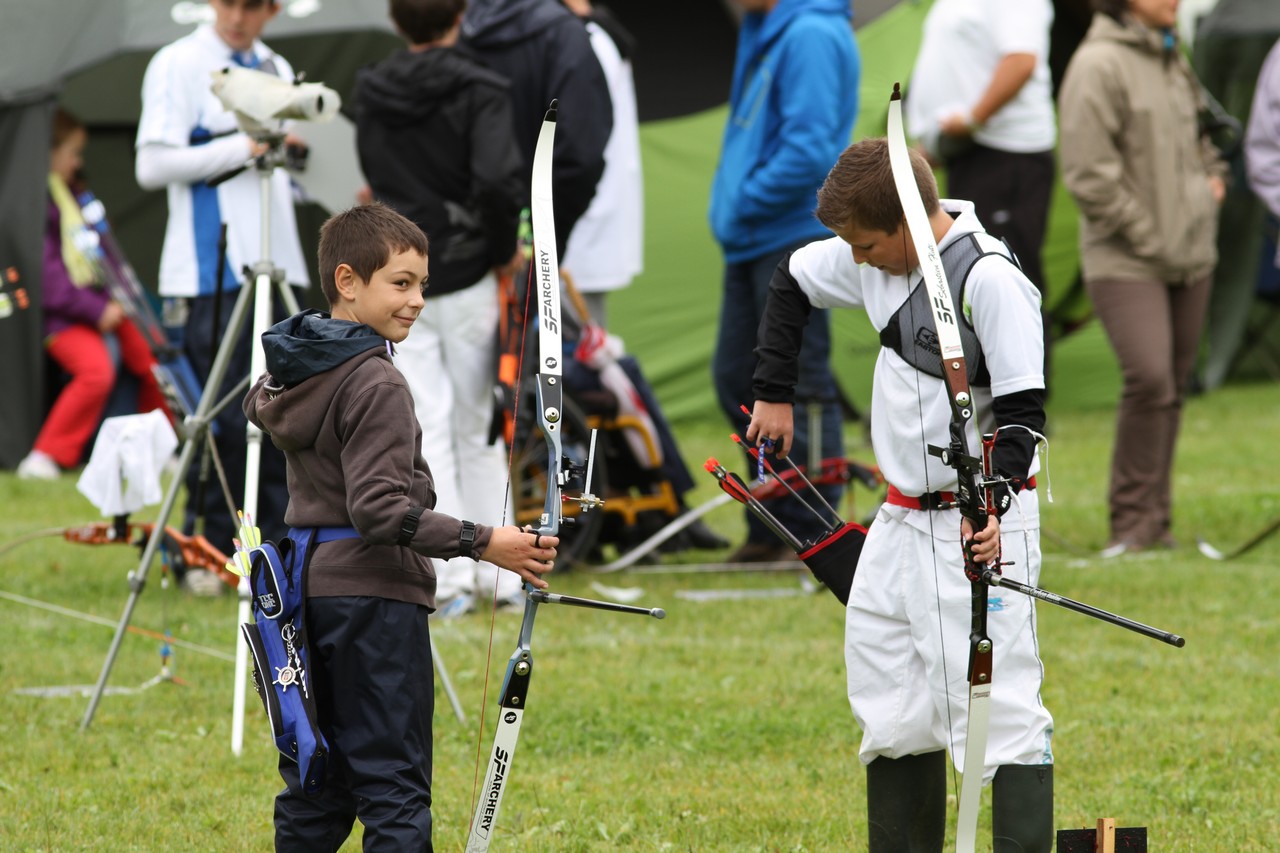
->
[240,529,329,796]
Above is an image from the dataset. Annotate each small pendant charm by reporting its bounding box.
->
[273,665,298,692]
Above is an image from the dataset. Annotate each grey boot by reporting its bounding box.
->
[866,750,946,853]
[992,763,1054,853]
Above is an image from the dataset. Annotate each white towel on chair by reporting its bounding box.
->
[77,410,178,516]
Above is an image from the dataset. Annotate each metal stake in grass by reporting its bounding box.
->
[1196,515,1280,561]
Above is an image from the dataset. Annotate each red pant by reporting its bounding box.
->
[35,319,168,467]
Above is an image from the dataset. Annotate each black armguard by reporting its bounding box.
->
[990,387,1046,498]
[396,506,426,546]
[752,253,814,404]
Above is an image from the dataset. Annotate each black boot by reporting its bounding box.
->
[992,763,1054,853]
[866,751,946,853]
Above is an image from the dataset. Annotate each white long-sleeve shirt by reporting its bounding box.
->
[136,24,309,297]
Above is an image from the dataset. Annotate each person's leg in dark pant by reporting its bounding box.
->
[947,145,1056,392]
[1086,277,1210,548]
[276,596,435,852]
[992,763,1054,853]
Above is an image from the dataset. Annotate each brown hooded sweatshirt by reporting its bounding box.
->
[244,309,495,609]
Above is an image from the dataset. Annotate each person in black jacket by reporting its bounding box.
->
[460,0,613,251]
[349,0,529,610]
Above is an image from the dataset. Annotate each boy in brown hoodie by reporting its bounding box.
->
[244,202,556,850]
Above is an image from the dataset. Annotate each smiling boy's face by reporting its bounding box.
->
[330,249,428,343]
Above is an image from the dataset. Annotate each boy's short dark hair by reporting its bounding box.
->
[318,202,429,305]
[391,0,466,44]
[815,138,940,235]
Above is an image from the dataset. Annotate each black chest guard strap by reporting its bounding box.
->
[878,232,1020,387]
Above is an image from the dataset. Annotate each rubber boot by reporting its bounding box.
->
[866,750,946,853]
[992,763,1054,853]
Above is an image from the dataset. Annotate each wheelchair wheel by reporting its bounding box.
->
[510,392,606,569]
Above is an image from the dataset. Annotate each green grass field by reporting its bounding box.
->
[1,372,1277,851]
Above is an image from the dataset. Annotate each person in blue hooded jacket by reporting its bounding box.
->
[709,0,860,563]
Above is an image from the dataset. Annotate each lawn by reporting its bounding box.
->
[1,368,1277,851]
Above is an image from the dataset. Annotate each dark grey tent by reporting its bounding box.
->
[0,0,408,468]
[0,1,913,469]
[1193,0,1280,388]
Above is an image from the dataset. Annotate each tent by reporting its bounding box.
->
[0,0,409,468]
[1192,0,1280,388]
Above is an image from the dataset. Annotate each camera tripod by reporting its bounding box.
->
[79,138,301,739]
[80,136,469,742]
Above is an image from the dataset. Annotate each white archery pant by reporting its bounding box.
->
[846,489,1053,784]
[397,274,522,602]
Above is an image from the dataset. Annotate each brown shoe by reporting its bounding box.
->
[725,541,794,563]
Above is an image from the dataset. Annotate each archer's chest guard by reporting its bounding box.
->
[878,232,1020,387]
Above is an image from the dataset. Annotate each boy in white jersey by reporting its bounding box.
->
[748,138,1054,852]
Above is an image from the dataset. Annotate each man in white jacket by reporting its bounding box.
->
[135,0,308,587]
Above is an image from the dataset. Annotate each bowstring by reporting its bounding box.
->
[901,213,964,806]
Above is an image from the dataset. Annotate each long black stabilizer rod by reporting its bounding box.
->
[529,590,665,619]
[981,570,1185,647]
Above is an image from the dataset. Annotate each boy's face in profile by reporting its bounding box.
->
[330,249,428,343]
[834,220,916,277]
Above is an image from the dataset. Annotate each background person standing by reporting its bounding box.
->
[906,0,1058,388]
[1059,0,1226,557]
[349,0,528,612]
[708,0,859,563]
[134,0,309,589]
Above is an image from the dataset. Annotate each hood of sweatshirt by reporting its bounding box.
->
[351,46,509,125]
[461,0,566,49]
[261,308,389,389]
[250,309,394,453]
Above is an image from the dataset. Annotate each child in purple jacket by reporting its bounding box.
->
[17,110,168,479]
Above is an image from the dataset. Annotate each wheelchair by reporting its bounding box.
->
[507,376,682,569]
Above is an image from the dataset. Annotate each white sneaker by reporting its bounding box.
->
[1099,541,1131,559]
[17,450,59,480]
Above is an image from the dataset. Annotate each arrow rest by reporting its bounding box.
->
[559,426,605,514]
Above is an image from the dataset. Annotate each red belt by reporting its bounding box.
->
[886,477,1036,511]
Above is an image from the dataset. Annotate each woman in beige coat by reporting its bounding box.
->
[1059,0,1226,557]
